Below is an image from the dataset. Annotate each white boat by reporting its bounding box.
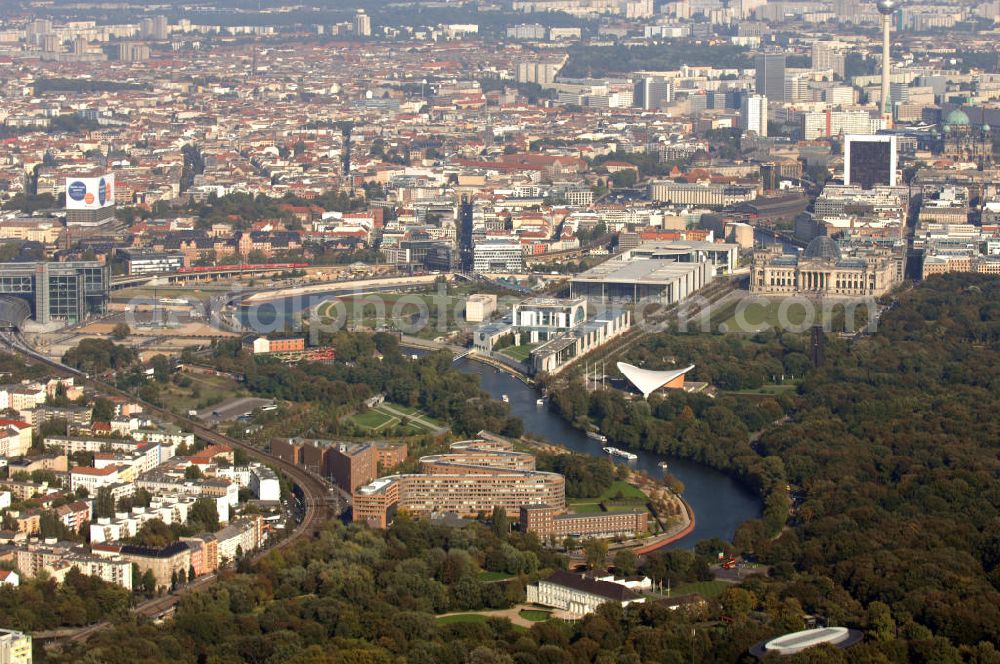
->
[501,394,509,403]
[658,461,670,470]
[602,446,638,461]
[587,431,608,443]
[536,398,544,406]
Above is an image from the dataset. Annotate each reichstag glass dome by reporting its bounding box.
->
[803,236,841,261]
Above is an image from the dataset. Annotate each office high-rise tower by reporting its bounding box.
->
[354,10,372,37]
[633,77,672,110]
[844,134,898,188]
[755,53,786,102]
[741,95,768,136]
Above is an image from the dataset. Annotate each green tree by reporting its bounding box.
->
[91,397,115,424]
[94,486,116,519]
[149,354,171,382]
[583,538,609,570]
[141,569,157,595]
[490,506,509,538]
[720,587,757,620]
[189,497,219,532]
[111,323,130,340]
[612,549,637,576]
[867,601,896,641]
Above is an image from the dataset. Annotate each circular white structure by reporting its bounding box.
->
[764,627,851,655]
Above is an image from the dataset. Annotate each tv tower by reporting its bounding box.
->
[876,0,900,125]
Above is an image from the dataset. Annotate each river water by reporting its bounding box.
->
[453,358,762,548]
[237,290,762,547]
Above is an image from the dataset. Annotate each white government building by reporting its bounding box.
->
[526,570,647,617]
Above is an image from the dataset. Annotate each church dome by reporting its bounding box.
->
[944,109,970,128]
[803,236,841,261]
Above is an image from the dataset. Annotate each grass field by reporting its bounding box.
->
[588,480,648,503]
[115,286,220,303]
[713,300,813,333]
[313,292,468,338]
[347,402,445,435]
[351,409,397,429]
[436,614,527,632]
[518,610,551,622]
[499,343,538,362]
[567,480,648,514]
[726,383,799,396]
[161,373,247,414]
[711,299,873,334]
[436,614,491,625]
[663,580,730,598]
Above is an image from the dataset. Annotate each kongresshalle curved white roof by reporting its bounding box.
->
[764,627,851,655]
[617,362,694,399]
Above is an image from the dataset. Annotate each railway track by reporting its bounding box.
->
[0,333,337,643]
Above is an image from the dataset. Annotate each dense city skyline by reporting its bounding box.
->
[0,1,998,662]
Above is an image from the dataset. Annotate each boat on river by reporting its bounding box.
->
[603,446,638,461]
[586,431,608,443]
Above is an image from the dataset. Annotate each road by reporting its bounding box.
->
[0,332,338,644]
[195,396,275,425]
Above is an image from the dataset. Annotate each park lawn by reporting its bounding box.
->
[436,614,490,625]
[436,615,528,633]
[115,286,218,303]
[568,480,647,514]
[716,300,814,333]
[592,480,647,503]
[499,343,538,362]
[668,580,730,598]
[713,299,872,335]
[379,405,444,432]
[160,373,247,414]
[350,409,397,430]
[726,384,799,396]
[478,571,515,582]
[383,403,423,417]
[313,292,467,338]
[518,610,552,622]
[603,502,647,512]
[349,402,445,434]
[398,423,430,436]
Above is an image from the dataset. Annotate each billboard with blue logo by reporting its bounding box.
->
[65,174,115,210]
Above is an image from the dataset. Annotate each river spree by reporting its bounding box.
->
[454,358,762,548]
[237,289,762,547]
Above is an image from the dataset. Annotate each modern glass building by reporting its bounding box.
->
[0,261,109,324]
[755,53,786,102]
[844,134,898,189]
